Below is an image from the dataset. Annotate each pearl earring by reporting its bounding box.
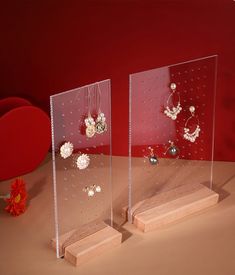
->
[166,140,179,156]
[148,147,159,165]
[83,184,102,197]
[183,106,201,143]
[164,83,182,120]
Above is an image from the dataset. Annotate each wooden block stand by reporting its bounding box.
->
[51,221,122,266]
[129,183,219,233]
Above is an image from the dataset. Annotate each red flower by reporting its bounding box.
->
[5,178,27,216]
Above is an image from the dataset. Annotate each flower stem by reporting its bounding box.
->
[0,194,10,199]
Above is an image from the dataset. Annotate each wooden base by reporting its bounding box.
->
[65,225,122,266]
[130,183,219,232]
[51,221,122,266]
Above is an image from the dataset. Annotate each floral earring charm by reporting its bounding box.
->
[148,147,159,165]
[95,83,107,134]
[60,141,74,159]
[96,112,107,134]
[85,116,96,138]
[183,106,201,143]
[76,154,90,170]
[164,83,182,120]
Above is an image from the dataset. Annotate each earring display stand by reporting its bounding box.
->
[50,80,122,266]
[129,56,218,232]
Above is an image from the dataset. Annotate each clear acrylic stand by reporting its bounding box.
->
[129,56,219,231]
[50,80,120,260]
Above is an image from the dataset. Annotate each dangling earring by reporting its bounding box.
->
[85,86,96,138]
[164,83,182,120]
[95,83,107,134]
[183,106,201,143]
[165,140,179,156]
[148,147,159,165]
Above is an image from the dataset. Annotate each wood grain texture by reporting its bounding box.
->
[51,220,107,255]
[65,225,122,266]
[132,183,219,232]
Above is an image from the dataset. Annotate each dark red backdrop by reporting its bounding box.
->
[0,0,235,161]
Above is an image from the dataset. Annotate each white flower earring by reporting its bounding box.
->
[164,83,182,120]
[83,184,102,197]
[183,106,201,143]
[95,83,107,134]
[85,86,96,138]
[76,154,90,170]
[60,141,74,159]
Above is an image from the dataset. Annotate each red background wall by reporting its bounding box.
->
[0,0,235,161]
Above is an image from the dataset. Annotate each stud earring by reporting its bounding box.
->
[83,184,102,197]
[166,140,179,156]
[148,147,159,165]
[95,83,107,134]
[60,141,74,159]
[85,86,96,138]
[183,106,201,143]
[76,154,90,170]
[164,83,182,120]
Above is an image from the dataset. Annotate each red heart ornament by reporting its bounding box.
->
[0,99,51,181]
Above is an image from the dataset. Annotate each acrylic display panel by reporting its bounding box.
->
[50,80,112,258]
[129,56,217,222]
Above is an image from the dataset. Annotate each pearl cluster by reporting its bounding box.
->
[83,184,102,197]
[60,142,74,159]
[84,116,95,127]
[85,115,96,138]
[76,154,90,170]
[183,125,201,143]
[164,103,182,120]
